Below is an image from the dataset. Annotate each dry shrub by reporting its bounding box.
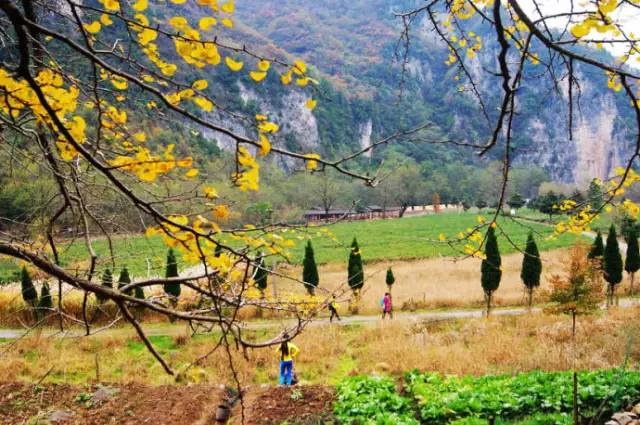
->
[173,333,189,347]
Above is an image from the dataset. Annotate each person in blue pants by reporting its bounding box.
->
[276,334,300,386]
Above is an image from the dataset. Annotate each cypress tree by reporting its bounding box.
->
[134,284,146,320]
[604,225,623,307]
[253,254,268,298]
[347,238,364,293]
[302,241,319,295]
[385,267,395,295]
[134,285,145,301]
[164,248,181,300]
[521,232,542,308]
[481,226,502,316]
[588,179,604,211]
[588,231,604,259]
[20,266,38,308]
[97,268,113,303]
[38,281,52,311]
[626,227,640,295]
[118,267,132,296]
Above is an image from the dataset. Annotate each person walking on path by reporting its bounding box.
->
[328,296,341,322]
[276,334,299,386]
[381,292,393,319]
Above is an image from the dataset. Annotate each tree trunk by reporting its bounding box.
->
[485,292,492,317]
[350,289,360,314]
[527,287,533,310]
[58,279,64,331]
[399,205,407,218]
[631,272,635,296]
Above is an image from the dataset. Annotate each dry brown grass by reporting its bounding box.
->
[3,307,640,386]
[271,249,579,314]
[3,247,639,325]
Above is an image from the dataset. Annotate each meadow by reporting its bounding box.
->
[0,211,580,284]
[3,308,640,387]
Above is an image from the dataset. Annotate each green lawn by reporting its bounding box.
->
[0,212,580,283]
[288,211,580,264]
[0,235,171,284]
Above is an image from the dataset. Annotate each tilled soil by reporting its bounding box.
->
[0,382,225,424]
[234,385,336,425]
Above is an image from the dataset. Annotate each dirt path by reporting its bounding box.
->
[1,298,639,339]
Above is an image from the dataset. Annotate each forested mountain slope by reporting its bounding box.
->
[207,0,636,185]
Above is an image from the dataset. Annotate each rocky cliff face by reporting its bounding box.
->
[217,0,637,184]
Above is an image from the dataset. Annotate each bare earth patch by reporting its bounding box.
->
[0,382,224,424]
[234,385,335,425]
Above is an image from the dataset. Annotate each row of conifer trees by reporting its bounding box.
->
[481,224,640,314]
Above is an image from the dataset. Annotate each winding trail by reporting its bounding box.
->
[1,298,639,340]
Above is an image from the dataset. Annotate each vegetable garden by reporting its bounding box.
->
[334,369,640,424]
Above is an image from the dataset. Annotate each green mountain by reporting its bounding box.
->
[214,0,636,185]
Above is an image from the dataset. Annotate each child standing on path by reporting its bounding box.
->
[276,334,300,386]
[328,296,341,322]
[381,292,393,319]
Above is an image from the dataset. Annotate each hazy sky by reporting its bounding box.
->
[519,0,640,58]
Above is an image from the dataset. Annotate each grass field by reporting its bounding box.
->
[3,308,640,387]
[0,212,579,284]
[288,211,579,265]
[272,249,580,314]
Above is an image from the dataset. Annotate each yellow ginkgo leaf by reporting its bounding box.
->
[250,71,267,82]
[192,79,208,90]
[570,24,589,39]
[281,71,292,85]
[204,186,218,199]
[111,76,128,90]
[225,57,244,72]
[170,0,187,4]
[255,114,267,121]
[221,0,235,14]
[132,0,148,11]
[133,132,146,142]
[257,60,270,72]
[177,157,193,167]
[100,14,113,26]
[305,153,320,170]
[438,233,446,241]
[305,98,317,110]
[138,28,157,45]
[100,0,120,12]
[185,168,199,178]
[199,16,217,30]
[161,63,177,76]
[296,77,309,87]
[213,204,230,220]
[84,21,102,34]
[293,60,307,75]
[258,134,271,156]
[221,18,233,28]
[193,96,214,112]
[169,16,188,29]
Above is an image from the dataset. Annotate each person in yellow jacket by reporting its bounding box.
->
[276,334,299,386]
